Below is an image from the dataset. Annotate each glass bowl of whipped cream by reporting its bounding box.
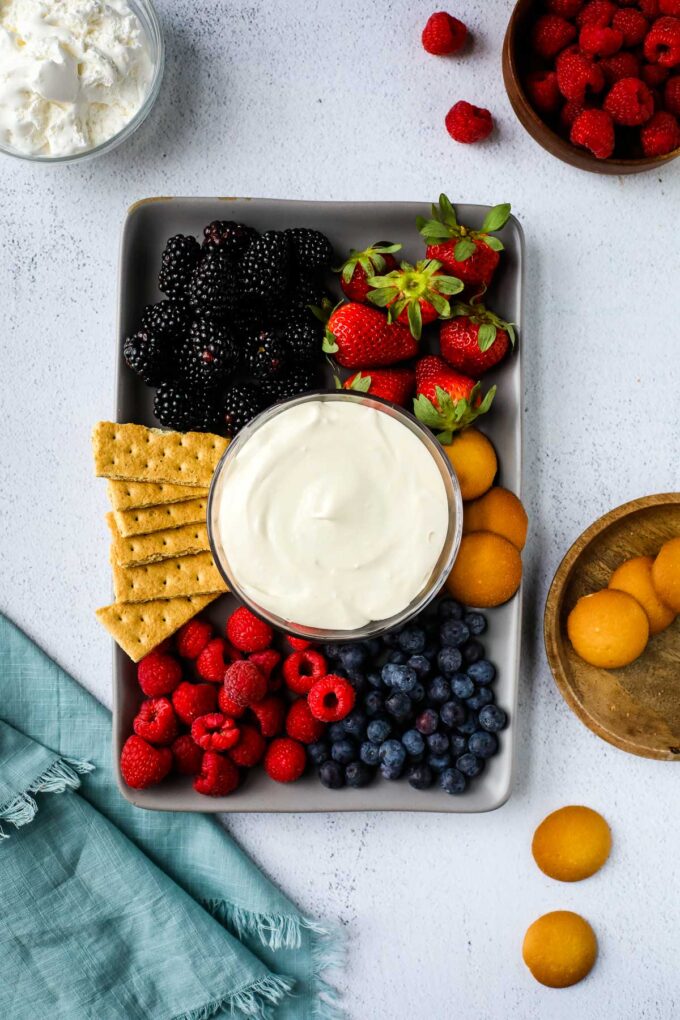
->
[0,0,164,163]
[208,391,464,642]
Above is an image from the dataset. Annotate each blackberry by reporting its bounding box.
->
[284,228,333,269]
[283,318,322,363]
[202,220,258,254]
[154,383,218,432]
[123,330,168,386]
[239,230,291,300]
[245,329,289,380]
[158,234,201,297]
[187,250,238,319]
[265,364,321,400]
[178,319,238,389]
[266,271,331,326]
[220,383,267,436]
[141,299,190,339]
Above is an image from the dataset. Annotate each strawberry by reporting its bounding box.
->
[440,300,516,376]
[413,355,495,442]
[341,367,416,406]
[337,242,402,303]
[322,302,418,369]
[417,196,511,292]
[366,258,463,339]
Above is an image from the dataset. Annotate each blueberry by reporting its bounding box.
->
[343,710,367,738]
[466,660,496,685]
[388,649,408,665]
[381,631,400,648]
[385,692,412,721]
[331,738,357,765]
[409,682,426,703]
[407,764,434,790]
[451,673,475,699]
[402,729,425,757]
[422,642,439,661]
[398,626,426,654]
[437,646,463,676]
[427,731,449,755]
[449,732,468,757]
[427,753,452,773]
[386,664,418,693]
[416,708,439,735]
[427,676,451,704]
[345,761,373,788]
[328,721,346,742]
[339,644,367,671]
[359,740,380,766]
[364,690,384,716]
[468,730,498,758]
[479,704,507,732]
[456,711,478,735]
[439,700,466,728]
[462,639,485,664]
[439,767,467,794]
[380,761,403,781]
[307,741,329,766]
[319,760,344,789]
[438,597,463,621]
[323,643,342,660]
[379,739,406,769]
[464,611,487,636]
[408,654,432,678]
[456,752,485,777]
[440,620,470,648]
[466,687,493,711]
[367,718,391,743]
[367,671,383,689]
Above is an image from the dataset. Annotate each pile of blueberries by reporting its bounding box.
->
[309,596,507,795]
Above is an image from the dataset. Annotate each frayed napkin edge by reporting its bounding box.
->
[0,755,94,839]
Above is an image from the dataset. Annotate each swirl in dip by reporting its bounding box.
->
[211,398,450,631]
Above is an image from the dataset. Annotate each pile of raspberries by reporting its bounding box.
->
[524,0,680,159]
[119,607,356,796]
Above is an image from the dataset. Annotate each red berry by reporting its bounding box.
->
[644,16,680,67]
[250,695,286,737]
[547,0,584,16]
[137,651,182,697]
[196,637,228,682]
[570,107,616,157]
[248,649,282,683]
[171,734,203,776]
[525,70,562,113]
[226,606,274,652]
[639,0,660,15]
[288,636,313,651]
[286,699,327,744]
[172,681,217,725]
[282,650,328,695]
[665,74,680,113]
[191,712,241,751]
[307,675,356,723]
[264,737,307,783]
[228,724,266,767]
[604,76,654,124]
[445,101,493,143]
[223,659,267,708]
[194,751,240,796]
[175,618,213,659]
[120,735,172,789]
[532,14,577,58]
[579,23,624,55]
[611,8,649,45]
[133,696,178,745]
[600,50,641,84]
[421,11,467,54]
[559,99,586,130]
[218,684,247,717]
[642,62,669,87]
[556,47,606,101]
[640,108,680,153]
[576,0,616,27]
[660,0,680,14]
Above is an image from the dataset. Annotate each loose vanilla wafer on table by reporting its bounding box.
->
[96,594,220,662]
[112,550,227,603]
[107,479,207,511]
[106,513,210,568]
[92,421,228,488]
[113,497,208,538]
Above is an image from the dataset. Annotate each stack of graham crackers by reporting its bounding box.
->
[92,421,230,661]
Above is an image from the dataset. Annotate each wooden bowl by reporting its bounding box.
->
[502,0,680,175]
[544,494,680,760]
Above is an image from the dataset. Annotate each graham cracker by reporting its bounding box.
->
[106,513,210,567]
[96,593,220,662]
[92,421,228,487]
[107,479,207,511]
[112,551,227,603]
[113,497,208,537]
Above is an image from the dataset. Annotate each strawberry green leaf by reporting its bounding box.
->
[310,298,334,324]
[333,374,342,389]
[481,203,511,233]
[413,394,446,429]
[322,329,339,354]
[438,194,458,228]
[428,292,450,317]
[432,275,464,295]
[347,373,372,393]
[483,235,505,252]
[454,238,476,262]
[407,301,423,341]
[506,322,517,346]
[477,323,498,352]
[366,288,394,308]
[340,260,356,284]
[436,429,453,445]
[419,222,452,243]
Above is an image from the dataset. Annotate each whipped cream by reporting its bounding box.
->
[212,399,450,631]
[0,0,154,156]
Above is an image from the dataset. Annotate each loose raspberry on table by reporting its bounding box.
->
[264,737,307,783]
[172,681,218,725]
[196,637,229,682]
[640,109,680,153]
[600,50,641,84]
[644,16,680,67]
[288,636,312,651]
[570,107,616,157]
[120,735,172,789]
[576,0,616,27]
[531,14,577,58]
[191,713,241,751]
[445,101,493,143]
[137,651,182,697]
[282,649,328,695]
[547,0,584,17]
[604,76,654,124]
[286,699,327,744]
[248,649,282,683]
[226,606,274,652]
[665,75,680,114]
[307,675,356,723]
[228,724,266,767]
[218,684,247,717]
[556,47,605,101]
[578,24,624,55]
[133,697,178,745]
[611,8,649,46]
[171,734,204,776]
[250,695,286,737]
[525,70,562,113]
[194,751,240,796]
[421,11,468,54]
[175,618,213,659]
[223,659,267,707]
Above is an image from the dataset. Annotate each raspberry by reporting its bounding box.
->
[248,649,282,683]
[611,8,649,46]
[288,636,312,651]
[600,50,641,84]
[639,0,660,15]
[579,24,624,55]
[250,695,287,737]
[226,606,274,652]
[218,684,247,717]
[570,107,616,157]
[137,651,182,697]
[525,70,562,113]
[172,681,218,725]
[191,713,241,751]
[196,637,228,682]
[559,99,586,130]
[286,699,326,744]
[576,0,615,27]
[547,0,584,16]
[133,697,178,745]
[171,734,204,776]
[228,724,266,767]
[194,751,240,796]
[176,618,213,659]
[531,14,577,58]
[641,62,669,87]
[640,109,680,153]
[421,12,467,54]
[604,76,654,124]
[307,675,356,723]
[445,101,493,143]
[282,650,328,695]
[264,737,307,783]
[665,74,680,113]
[120,735,172,789]
[660,0,680,14]
[556,47,606,101]
[223,659,267,707]
[644,16,680,67]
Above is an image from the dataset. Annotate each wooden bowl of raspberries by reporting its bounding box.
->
[503,0,680,173]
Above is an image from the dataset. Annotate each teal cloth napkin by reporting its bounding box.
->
[0,613,344,1020]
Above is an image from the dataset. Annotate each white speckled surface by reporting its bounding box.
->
[1,1,679,1016]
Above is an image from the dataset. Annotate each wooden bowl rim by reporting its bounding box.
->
[544,492,680,761]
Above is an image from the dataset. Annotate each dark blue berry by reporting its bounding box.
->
[464,611,487,636]
[359,741,380,766]
[363,690,384,716]
[451,673,475,699]
[468,730,498,758]
[385,692,412,720]
[408,654,432,678]
[439,700,466,728]
[323,643,342,660]
[437,646,463,676]
[449,733,468,757]
[466,660,496,685]
[402,729,425,757]
[440,620,470,647]
[398,626,426,654]
[381,631,400,648]
[319,760,344,788]
[366,638,382,658]
[409,682,426,703]
[462,640,484,664]
[367,718,391,743]
[380,761,403,781]
[379,739,406,769]
[382,663,417,693]
[345,761,373,788]
[387,649,408,665]
[328,722,346,742]
[479,704,507,732]
[407,764,434,790]
[466,687,493,711]
[427,676,451,704]
[415,708,439,735]
[438,597,463,621]
[427,753,452,773]
[456,752,485,777]
[439,767,467,794]
[427,731,449,755]
[343,710,367,738]
[307,741,329,766]
[422,642,439,661]
[367,671,383,689]
[456,711,479,735]
[338,644,367,671]
[331,738,356,765]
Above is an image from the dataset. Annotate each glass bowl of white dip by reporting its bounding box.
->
[0,0,163,164]
[208,391,463,642]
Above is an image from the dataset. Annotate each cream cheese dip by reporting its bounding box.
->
[212,398,450,631]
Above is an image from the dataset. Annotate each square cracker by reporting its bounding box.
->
[113,497,208,537]
[96,593,220,662]
[106,513,210,567]
[92,421,228,488]
[112,550,227,603]
[107,479,207,511]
